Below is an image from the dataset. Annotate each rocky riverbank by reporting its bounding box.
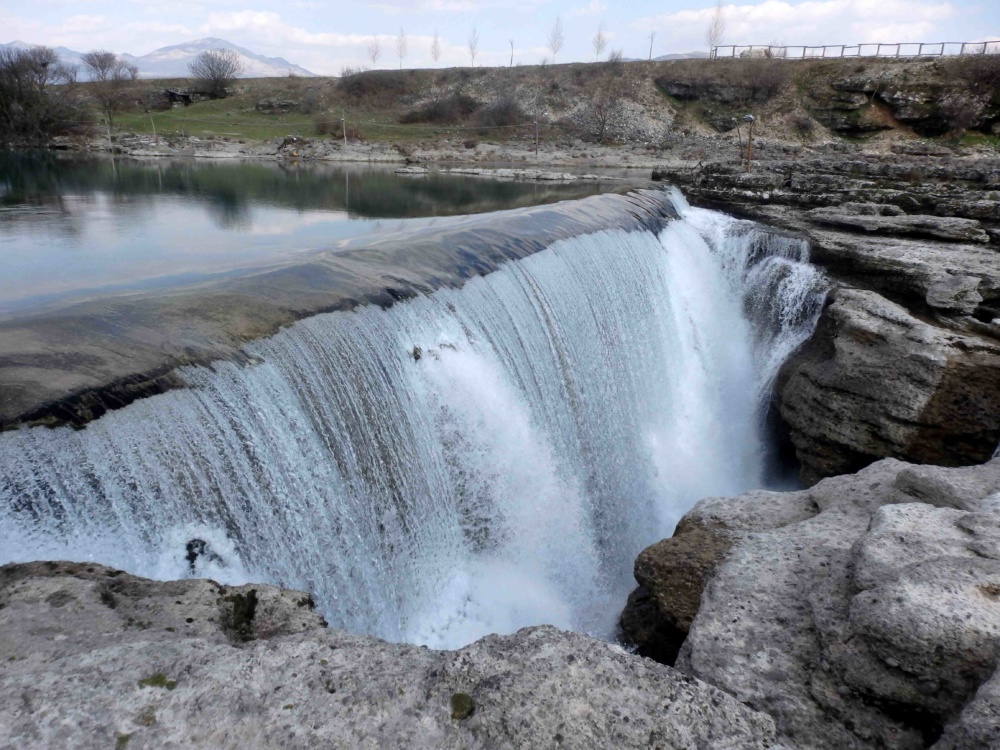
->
[0,562,775,749]
[621,455,1000,750]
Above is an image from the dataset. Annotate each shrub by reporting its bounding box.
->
[475,100,524,130]
[399,94,479,124]
[790,113,815,135]
[338,70,414,104]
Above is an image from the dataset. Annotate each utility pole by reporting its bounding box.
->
[648,31,656,61]
[742,114,755,173]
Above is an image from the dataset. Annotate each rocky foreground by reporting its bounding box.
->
[622,456,1000,749]
[5,462,998,750]
[0,562,775,750]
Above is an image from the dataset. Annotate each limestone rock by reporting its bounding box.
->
[925,274,984,315]
[806,208,990,243]
[0,562,777,750]
[673,457,1000,750]
[619,527,734,665]
[777,288,1000,484]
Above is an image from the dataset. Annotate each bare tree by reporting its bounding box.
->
[82,49,139,132]
[592,22,608,61]
[707,0,727,54]
[647,31,656,61]
[396,27,408,70]
[609,49,624,64]
[548,16,564,63]
[80,50,118,82]
[188,49,243,98]
[431,30,441,66]
[509,38,515,67]
[468,26,479,67]
[368,36,382,68]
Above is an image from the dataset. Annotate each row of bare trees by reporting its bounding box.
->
[358,6,728,71]
[361,15,626,70]
[373,5,730,71]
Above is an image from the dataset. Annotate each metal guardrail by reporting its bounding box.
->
[711,41,1000,60]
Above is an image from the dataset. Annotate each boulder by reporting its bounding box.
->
[671,457,1000,750]
[925,274,984,315]
[0,562,777,750]
[777,288,1000,484]
[619,527,734,665]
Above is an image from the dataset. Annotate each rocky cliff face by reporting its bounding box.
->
[621,457,1000,750]
[0,562,776,750]
[778,288,1000,483]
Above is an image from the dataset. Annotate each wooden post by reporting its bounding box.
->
[534,120,539,160]
[746,120,754,174]
[341,114,347,146]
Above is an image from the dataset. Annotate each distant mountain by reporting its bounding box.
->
[623,51,711,62]
[1,38,316,79]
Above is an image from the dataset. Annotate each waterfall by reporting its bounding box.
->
[0,192,826,649]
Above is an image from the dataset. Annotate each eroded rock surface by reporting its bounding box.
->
[643,457,1000,750]
[806,207,990,243]
[776,288,1000,484]
[0,561,776,750]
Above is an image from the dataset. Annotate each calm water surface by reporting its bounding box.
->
[0,153,615,317]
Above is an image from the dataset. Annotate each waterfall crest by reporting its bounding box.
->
[0,194,826,648]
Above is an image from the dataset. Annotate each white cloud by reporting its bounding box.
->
[637,0,956,48]
[566,1,607,17]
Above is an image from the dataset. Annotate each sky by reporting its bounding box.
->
[3,0,999,75]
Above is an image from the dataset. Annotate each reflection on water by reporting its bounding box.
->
[0,152,613,316]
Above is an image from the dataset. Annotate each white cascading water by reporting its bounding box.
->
[0,193,826,648]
